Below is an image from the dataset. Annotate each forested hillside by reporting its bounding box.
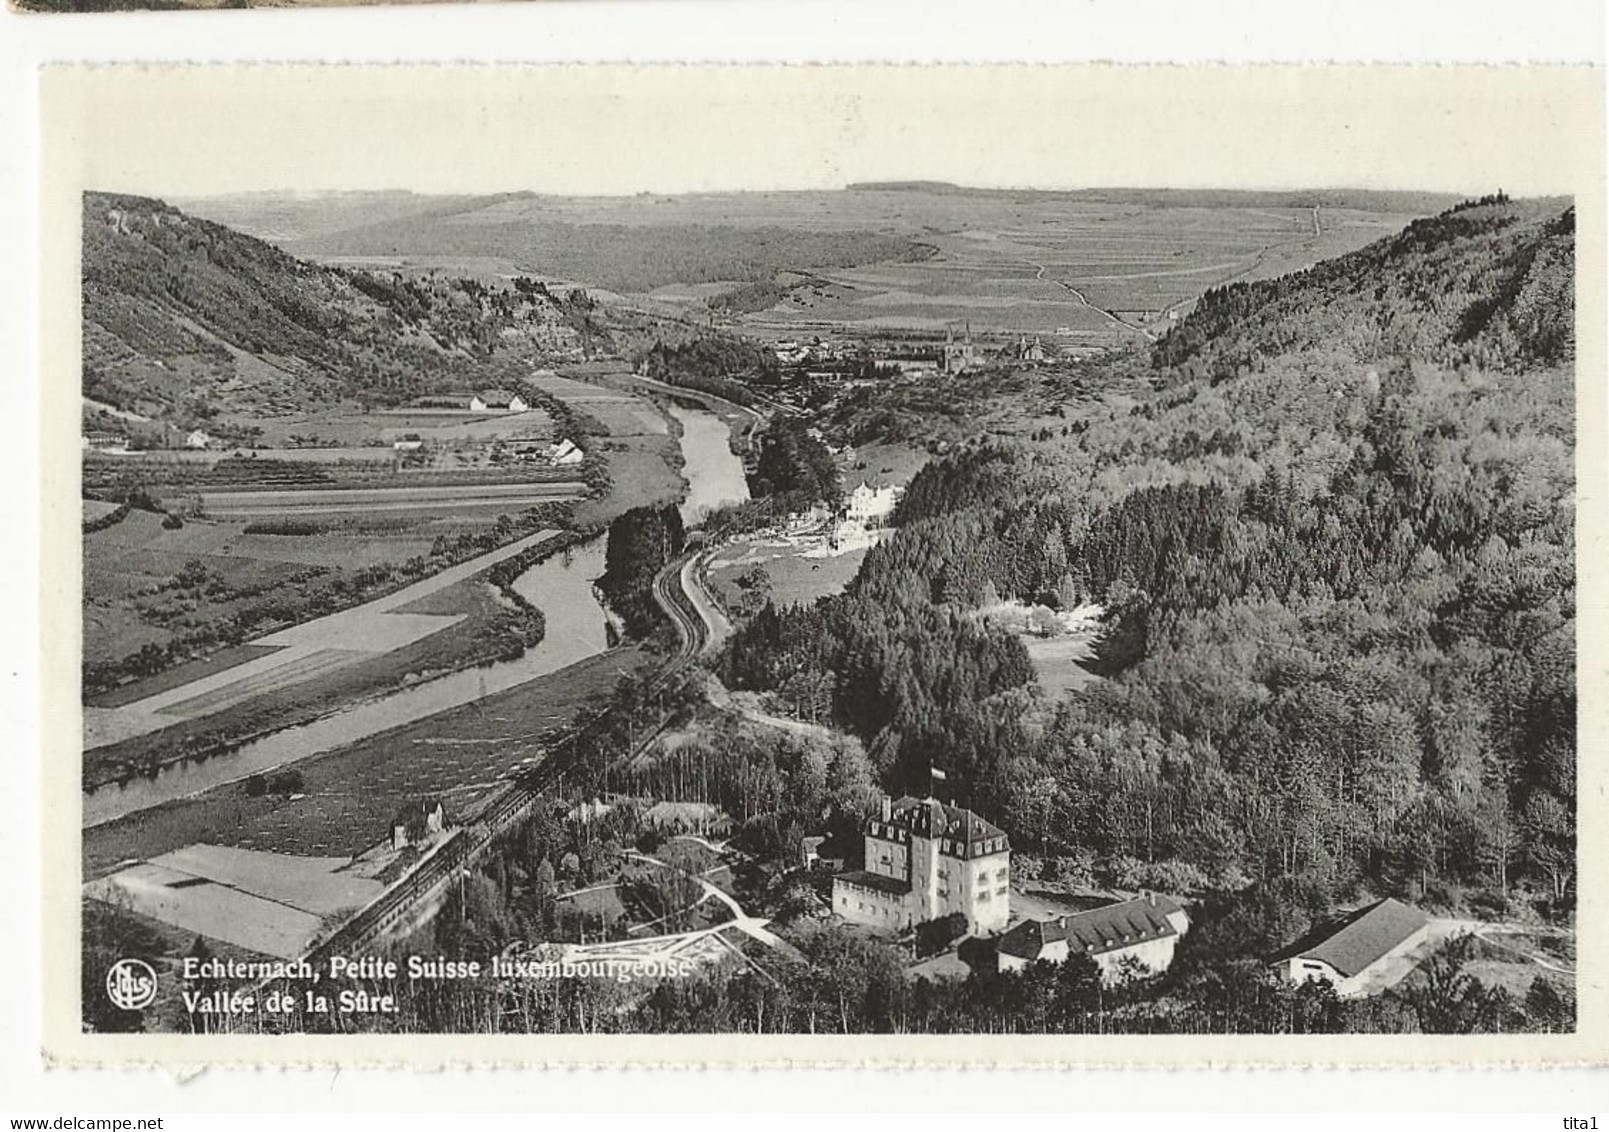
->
[81,193,588,425]
[722,196,1576,929]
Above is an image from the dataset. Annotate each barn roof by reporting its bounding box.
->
[1277,898,1430,977]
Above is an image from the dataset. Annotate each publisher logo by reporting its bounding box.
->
[106,958,158,1011]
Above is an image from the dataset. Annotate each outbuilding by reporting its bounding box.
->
[1270,897,1431,998]
[996,892,1190,983]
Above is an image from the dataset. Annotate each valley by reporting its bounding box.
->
[78,186,1577,1039]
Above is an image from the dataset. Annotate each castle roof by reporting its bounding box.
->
[865,796,1008,859]
[892,796,1003,840]
[997,894,1185,962]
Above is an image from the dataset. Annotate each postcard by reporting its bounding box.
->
[39,63,1605,1067]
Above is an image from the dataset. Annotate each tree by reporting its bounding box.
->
[1406,934,1513,1034]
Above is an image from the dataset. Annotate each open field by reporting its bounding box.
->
[708,539,867,612]
[86,527,562,750]
[743,207,1411,341]
[1023,635,1103,699]
[571,435,684,528]
[198,481,583,518]
[82,496,574,669]
[531,370,669,436]
[249,407,554,447]
[83,645,655,876]
[86,844,388,959]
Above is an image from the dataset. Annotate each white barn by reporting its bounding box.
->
[1270,897,1431,998]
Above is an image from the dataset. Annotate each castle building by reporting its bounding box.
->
[832,795,1011,936]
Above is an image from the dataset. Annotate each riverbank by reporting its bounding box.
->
[83,644,656,877]
[83,384,747,866]
[82,533,608,824]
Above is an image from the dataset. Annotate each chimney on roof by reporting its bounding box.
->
[1145,889,1156,906]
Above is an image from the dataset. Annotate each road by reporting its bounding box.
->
[1029,260,1157,342]
[301,542,731,963]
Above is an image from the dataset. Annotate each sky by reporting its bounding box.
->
[45,65,1602,201]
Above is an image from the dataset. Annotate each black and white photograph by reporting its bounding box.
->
[36,63,1602,1064]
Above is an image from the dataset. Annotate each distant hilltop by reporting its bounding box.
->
[847,182,1477,213]
[847,181,970,193]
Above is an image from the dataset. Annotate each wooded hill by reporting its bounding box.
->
[81,192,590,425]
[722,195,1576,928]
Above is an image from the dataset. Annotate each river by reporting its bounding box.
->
[83,539,610,827]
[83,406,745,827]
[669,405,751,524]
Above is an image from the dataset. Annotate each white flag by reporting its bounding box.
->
[930,767,947,781]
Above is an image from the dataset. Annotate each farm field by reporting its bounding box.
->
[192,187,1435,348]
[198,480,583,518]
[83,644,655,876]
[249,407,555,448]
[740,207,1413,342]
[532,370,670,436]
[84,507,511,664]
[85,527,563,750]
[85,844,389,959]
[571,435,684,528]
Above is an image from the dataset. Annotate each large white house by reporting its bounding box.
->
[1270,897,1431,998]
[996,893,1190,983]
[832,795,1010,936]
[845,481,902,525]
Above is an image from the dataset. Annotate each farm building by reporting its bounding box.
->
[470,389,529,413]
[185,429,214,450]
[1269,897,1431,998]
[82,430,128,452]
[392,434,425,452]
[391,797,447,851]
[800,834,847,873]
[996,892,1190,982]
[547,438,584,467]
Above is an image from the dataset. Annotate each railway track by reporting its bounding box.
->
[303,547,715,964]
